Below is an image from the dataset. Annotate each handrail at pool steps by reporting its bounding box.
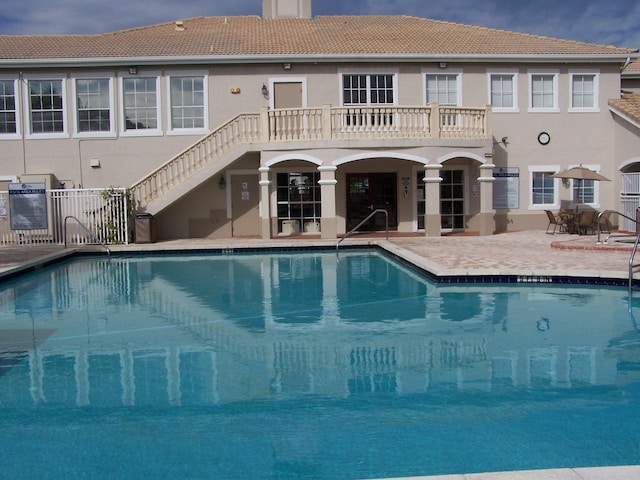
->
[336,209,388,254]
[64,215,111,255]
[604,208,640,291]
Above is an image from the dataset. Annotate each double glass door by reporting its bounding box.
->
[347,173,397,231]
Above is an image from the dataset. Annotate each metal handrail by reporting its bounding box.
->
[596,209,638,244]
[629,229,640,292]
[64,216,110,255]
[592,209,640,290]
[336,209,388,253]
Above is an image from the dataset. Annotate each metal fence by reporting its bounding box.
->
[0,188,130,246]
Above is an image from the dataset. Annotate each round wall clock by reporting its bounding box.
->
[538,132,550,145]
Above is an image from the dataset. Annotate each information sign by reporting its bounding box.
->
[493,167,519,209]
[8,182,48,230]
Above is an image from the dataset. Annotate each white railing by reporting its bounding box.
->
[130,104,491,210]
[131,113,262,207]
[270,107,324,141]
[622,173,640,195]
[439,106,489,139]
[620,196,640,232]
[330,106,432,138]
[620,174,640,232]
[0,188,129,246]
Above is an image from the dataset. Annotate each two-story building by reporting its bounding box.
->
[0,0,638,241]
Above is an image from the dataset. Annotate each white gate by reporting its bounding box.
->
[0,188,130,246]
[621,173,640,232]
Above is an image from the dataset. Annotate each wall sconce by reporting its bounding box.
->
[261,84,269,99]
[219,174,226,189]
[501,136,509,146]
[128,66,138,75]
[439,62,447,69]
[562,178,570,188]
[283,63,291,70]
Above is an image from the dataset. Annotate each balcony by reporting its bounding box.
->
[131,104,492,211]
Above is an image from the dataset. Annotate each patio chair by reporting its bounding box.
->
[576,210,597,235]
[545,210,568,234]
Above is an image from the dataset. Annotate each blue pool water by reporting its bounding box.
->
[1,250,640,479]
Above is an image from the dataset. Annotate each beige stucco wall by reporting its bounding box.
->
[613,115,640,172]
[0,60,632,238]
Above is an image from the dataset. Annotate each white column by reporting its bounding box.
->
[478,163,496,236]
[318,165,338,239]
[259,166,272,239]
[423,164,442,237]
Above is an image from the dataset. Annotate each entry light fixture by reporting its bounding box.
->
[283,63,291,70]
[439,62,447,69]
[128,66,138,75]
[219,174,226,189]
[261,84,269,99]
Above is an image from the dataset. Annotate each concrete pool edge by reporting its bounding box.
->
[2,237,628,287]
[376,465,640,479]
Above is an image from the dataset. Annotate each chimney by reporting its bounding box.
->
[262,0,311,19]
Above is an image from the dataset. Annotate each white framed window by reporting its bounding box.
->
[167,72,208,134]
[24,75,68,138]
[487,70,518,113]
[0,77,20,139]
[341,71,397,106]
[340,69,397,130]
[570,164,601,207]
[528,70,559,112]
[529,165,560,209]
[424,71,462,106]
[119,73,162,136]
[569,71,599,112]
[72,75,115,137]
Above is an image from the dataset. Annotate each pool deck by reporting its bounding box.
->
[0,230,636,282]
[1,230,640,480]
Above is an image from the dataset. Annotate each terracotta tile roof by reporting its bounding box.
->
[609,92,640,124]
[0,15,637,63]
[624,59,640,73]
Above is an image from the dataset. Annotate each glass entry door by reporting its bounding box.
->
[440,169,465,231]
[347,173,397,231]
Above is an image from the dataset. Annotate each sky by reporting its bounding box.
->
[1,0,639,51]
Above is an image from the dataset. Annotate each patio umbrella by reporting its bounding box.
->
[552,165,610,182]
[552,166,611,233]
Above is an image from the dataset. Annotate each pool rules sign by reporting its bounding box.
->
[8,183,48,230]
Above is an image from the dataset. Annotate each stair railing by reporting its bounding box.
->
[336,209,389,254]
[64,216,110,255]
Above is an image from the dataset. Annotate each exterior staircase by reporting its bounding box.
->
[130,104,492,215]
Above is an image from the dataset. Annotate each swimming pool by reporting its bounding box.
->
[1,249,640,479]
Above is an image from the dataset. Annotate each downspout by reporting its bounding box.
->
[77,139,85,188]
[18,71,26,175]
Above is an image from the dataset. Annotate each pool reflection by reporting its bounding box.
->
[0,251,638,409]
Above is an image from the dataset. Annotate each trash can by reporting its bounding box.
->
[135,213,156,243]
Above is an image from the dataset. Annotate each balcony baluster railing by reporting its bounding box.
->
[130,104,491,210]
